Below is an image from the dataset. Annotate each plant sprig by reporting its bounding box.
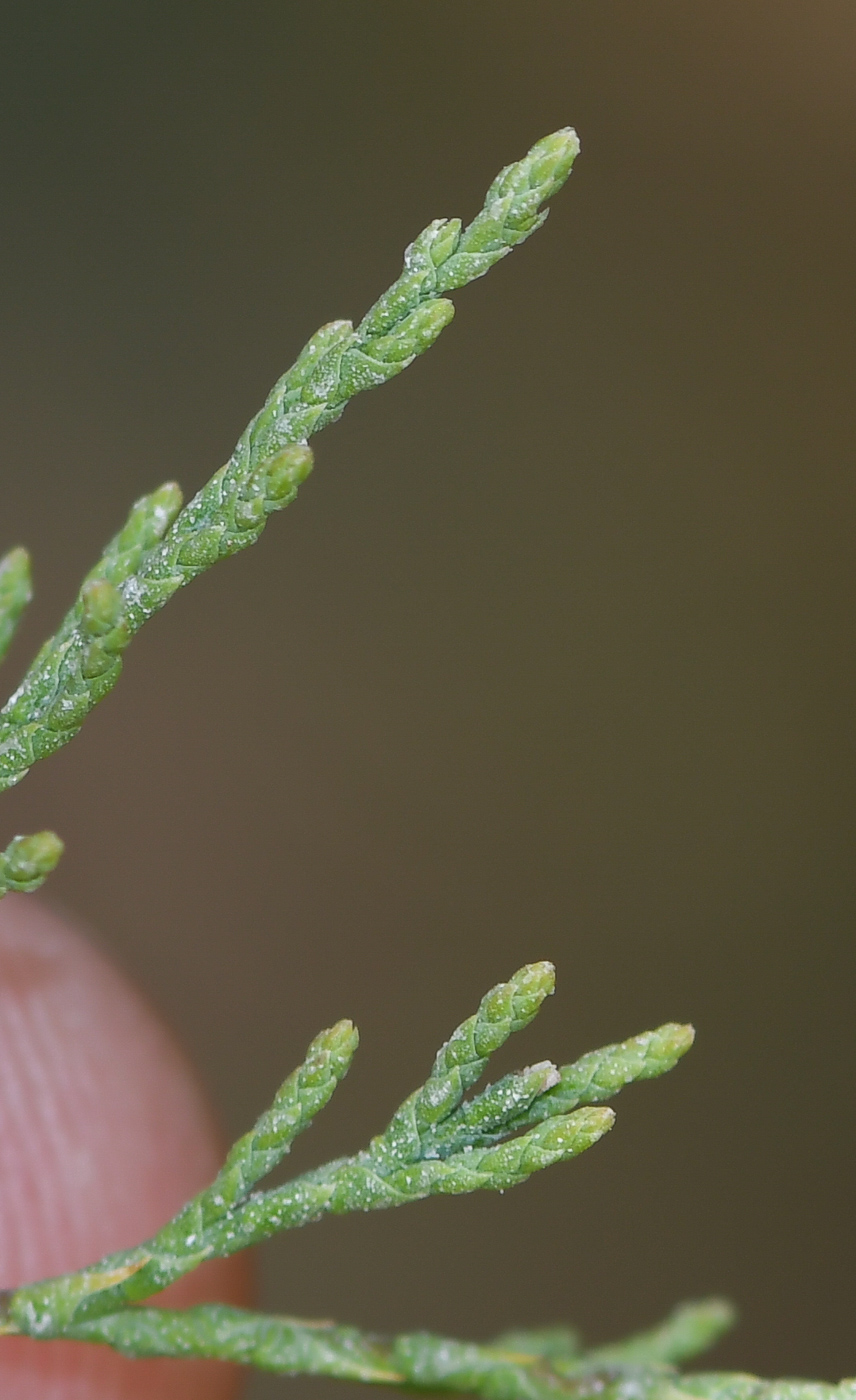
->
[1,963,694,1359]
[52,1299,856,1400]
[1,968,848,1397]
[0,127,581,892]
[47,1299,741,1392]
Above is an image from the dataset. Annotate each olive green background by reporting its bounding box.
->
[1,4,854,1395]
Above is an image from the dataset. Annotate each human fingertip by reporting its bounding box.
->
[0,897,252,1398]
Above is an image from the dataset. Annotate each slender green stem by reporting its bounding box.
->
[0,129,580,801]
[71,1306,403,1383]
[66,1306,595,1393]
[46,1301,853,1400]
[2,963,691,1343]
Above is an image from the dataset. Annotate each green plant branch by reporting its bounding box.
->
[0,127,580,832]
[59,1300,733,1388]
[1,963,692,1344]
[25,1301,856,1400]
[71,1306,403,1384]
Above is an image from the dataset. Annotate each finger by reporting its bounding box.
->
[0,896,253,1399]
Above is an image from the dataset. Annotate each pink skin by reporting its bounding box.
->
[0,897,252,1399]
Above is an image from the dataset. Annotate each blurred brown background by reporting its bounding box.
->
[1,3,854,1395]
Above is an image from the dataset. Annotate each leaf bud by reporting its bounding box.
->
[80,578,123,636]
[264,444,314,504]
[3,830,64,890]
